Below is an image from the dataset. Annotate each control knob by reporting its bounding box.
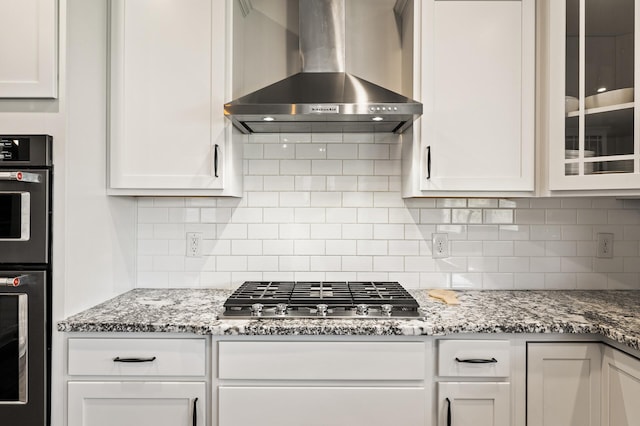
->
[316,304,329,317]
[356,304,369,316]
[250,303,264,316]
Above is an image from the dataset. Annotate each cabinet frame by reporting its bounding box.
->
[108,0,242,196]
[403,0,535,197]
[0,0,58,98]
[547,0,640,191]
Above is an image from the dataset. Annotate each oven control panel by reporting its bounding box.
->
[0,137,30,162]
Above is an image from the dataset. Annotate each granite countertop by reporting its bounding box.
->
[57,289,640,352]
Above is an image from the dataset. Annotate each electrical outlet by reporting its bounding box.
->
[596,233,613,258]
[432,233,449,259]
[186,232,203,258]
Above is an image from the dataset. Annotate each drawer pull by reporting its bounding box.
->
[455,357,497,364]
[445,397,452,426]
[192,397,198,426]
[113,356,157,363]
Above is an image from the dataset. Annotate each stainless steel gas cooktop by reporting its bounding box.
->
[219,281,422,319]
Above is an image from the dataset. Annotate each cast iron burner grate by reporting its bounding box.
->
[221,281,422,319]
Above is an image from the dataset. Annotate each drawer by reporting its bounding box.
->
[218,341,426,380]
[438,340,511,377]
[219,386,426,426]
[68,338,206,376]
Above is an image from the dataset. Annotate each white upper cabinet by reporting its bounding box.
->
[0,0,57,98]
[109,0,242,196]
[403,0,535,197]
[547,0,639,192]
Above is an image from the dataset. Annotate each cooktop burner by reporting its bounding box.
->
[220,281,422,319]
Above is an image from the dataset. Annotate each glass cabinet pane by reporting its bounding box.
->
[585,0,634,98]
[564,0,635,177]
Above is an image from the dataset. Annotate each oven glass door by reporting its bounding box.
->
[0,293,27,403]
[0,270,45,425]
[0,169,49,264]
[0,192,30,241]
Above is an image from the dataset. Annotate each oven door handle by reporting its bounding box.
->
[0,171,42,183]
[0,274,30,287]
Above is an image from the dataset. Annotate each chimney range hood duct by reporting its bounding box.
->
[224,0,422,134]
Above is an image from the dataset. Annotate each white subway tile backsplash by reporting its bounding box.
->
[530,257,561,273]
[247,256,278,272]
[357,208,389,224]
[343,192,373,207]
[327,176,358,191]
[280,192,311,207]
[358,176,388,192]
[483,209,514,224]
[263,208,295,224]
[280,160,311,175]
[545,273,576,289]
[373,224,404,240]
[264,176,295,191]
[546,209,577,224]
[359,144,389,160]
[263,240,294,255]
[373,256,404,272]
[264,143,295,160]
[357,240,387,256]
[139,208,169,223]
[249,159,279,175]
[310,224,342,240]
[294,240,325,255]
[327,144,357,159]
[294,208,326,223]
[136,139,640,291]
[312,160,342,175]
[295,176,327,191]
[342,256,373,271]
[311,192,342,207]
[279,224,310,239]
[343,159,374,175]
[296,144,327,159]
[326,240,356,255]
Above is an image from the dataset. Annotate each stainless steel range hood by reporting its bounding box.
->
[224,0,422,134]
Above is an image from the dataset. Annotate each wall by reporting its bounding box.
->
[137,132,640,290]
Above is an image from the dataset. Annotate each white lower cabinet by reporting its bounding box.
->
[436,339,513,426]
[66,336,208,426]
[67,381,205,426]
[527,343,602,426]
[215,339,427,426]
[602,347,640,426]
[437,382,510,426]
[219,386,426,426]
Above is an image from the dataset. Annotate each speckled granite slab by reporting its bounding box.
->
[57,289,640,351]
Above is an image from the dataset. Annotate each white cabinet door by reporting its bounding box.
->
[547,0,640,192]
[109,0,241,195]
[218,386,426,426]
[602,347,640,426]
[527,343,602,426]
[0,0,57,98]
[68,381,205,426]
[437,382,510,426]
[404,0,535,196]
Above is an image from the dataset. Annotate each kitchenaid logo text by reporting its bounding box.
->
[310,105,339,113]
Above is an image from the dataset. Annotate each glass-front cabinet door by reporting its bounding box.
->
[549,0,639,190]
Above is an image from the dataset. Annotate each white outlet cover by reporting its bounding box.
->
[432,233,449,259]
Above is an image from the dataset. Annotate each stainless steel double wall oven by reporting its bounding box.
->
[0,135,52,425]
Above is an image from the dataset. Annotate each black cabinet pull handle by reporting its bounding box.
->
[455,357,498,364]
[214,144,220,178]
[193,397,198,426]
[427,145,431,180]
[112,356,157,363]
[446,397,452,426]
